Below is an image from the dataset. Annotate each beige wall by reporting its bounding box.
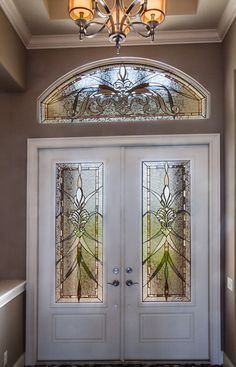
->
[0,44,224,279]
[0,8,27,91]
[223,17,236,366]
[0,294,25,367]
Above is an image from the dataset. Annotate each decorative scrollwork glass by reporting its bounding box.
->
[40,62,208,124]
[142,161,191,302]
[56,162,103,303]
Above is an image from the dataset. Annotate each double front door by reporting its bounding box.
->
[38,145,209,361]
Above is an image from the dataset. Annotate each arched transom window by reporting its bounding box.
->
[39,59,209,124]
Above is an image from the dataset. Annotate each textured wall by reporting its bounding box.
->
[0,294,25,366]
[0,44,224,280]
[223,18,236,366]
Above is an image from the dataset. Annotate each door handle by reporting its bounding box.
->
[108,280,120,287]
[126,279,139,286]
[126,267,133,273]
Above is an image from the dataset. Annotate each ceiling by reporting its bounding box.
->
[0,0,236,49]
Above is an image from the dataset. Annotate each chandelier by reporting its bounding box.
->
[68,0,166,53]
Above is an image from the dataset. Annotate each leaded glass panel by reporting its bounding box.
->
[40,63,207,124]
[56,162,103,303]
[142,161,191,302]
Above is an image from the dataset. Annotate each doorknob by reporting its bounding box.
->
[126,267,133,273]
[112,267,120,274]
[126,280,138,286]
[108,280,120,287]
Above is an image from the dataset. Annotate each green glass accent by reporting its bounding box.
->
[55,163,103,303]
[142,161,191,302]
[40,64,207,124]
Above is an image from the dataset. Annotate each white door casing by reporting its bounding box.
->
[26,135,222,365]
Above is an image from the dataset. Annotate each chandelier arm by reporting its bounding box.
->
[84,20,109,37]
[130,21,151,38]
[95,0,112,18]
[106,13,115,34]
[119,0,127,14]
[120,13,129,30]
[125,0,145,17]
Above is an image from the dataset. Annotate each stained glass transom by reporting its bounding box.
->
[56,162,103,303]
[142,161,191,302]
[40,63,208,124]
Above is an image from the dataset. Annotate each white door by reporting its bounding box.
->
[38,145,209,361]
[124,146,208,360]
[38,147,122,360]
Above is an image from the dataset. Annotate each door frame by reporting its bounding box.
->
[26,134,222,366]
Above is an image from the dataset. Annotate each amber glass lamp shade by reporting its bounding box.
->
[69,0,94,21]
[141,0,166,25]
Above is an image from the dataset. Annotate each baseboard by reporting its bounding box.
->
[224,353,235,367]
[13,353,25,367]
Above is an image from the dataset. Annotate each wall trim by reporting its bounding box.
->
[218,0,236,40]
[27,29,221,49]
[13,354,25,367]
[26,134,222,366]
[0,280,26,309]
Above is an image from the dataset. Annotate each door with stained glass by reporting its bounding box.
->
[38,147,122,360]
[124,146,209,360]
[37,145,209,361]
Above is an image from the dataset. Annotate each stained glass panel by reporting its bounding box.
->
[40,63,207,124]
[142,161,191,302]
[56,162,103,303]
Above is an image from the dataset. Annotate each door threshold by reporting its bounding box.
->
[34,361,213,366]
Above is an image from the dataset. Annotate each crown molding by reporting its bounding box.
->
[0,0,31,46]
[28,29,221,50]
[218,0,236,40]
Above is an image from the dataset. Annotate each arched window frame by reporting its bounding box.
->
[38,57,210,124]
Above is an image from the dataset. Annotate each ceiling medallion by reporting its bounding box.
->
[68,0,166,53]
